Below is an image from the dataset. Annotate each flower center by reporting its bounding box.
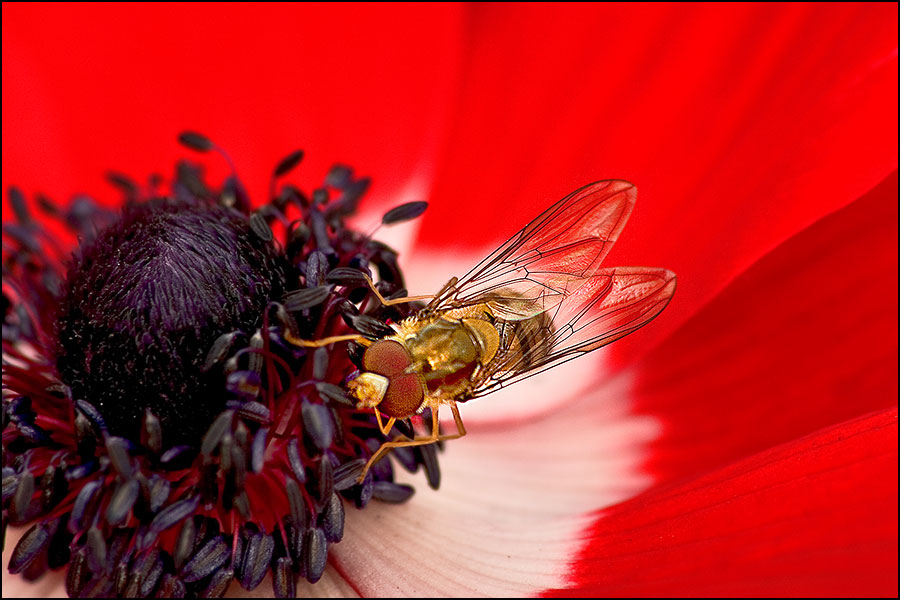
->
[54,199,288,446]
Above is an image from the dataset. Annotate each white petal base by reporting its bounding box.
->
[330,370,658,597]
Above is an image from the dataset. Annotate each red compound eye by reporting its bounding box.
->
[380,372,425,418]
[363,340,412,376]
[361,340,424,418]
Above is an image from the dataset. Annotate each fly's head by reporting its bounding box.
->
[349,339,425,419]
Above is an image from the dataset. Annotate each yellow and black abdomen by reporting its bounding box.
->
[491,310,555,375]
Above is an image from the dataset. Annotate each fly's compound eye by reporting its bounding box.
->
[361,340,424,418]
[363,339,410,374]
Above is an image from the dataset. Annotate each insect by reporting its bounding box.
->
[291,180,676,481]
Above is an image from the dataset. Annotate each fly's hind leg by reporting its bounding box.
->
[284,275,457,348]
[357,402,467,482]
[360,273,434,307]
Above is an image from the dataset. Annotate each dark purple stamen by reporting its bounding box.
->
[2,134,441,598]
[54,200,288,446]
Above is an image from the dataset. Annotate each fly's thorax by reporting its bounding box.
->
[403,316,500,400]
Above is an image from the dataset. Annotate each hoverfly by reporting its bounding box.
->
[291,180,675,481]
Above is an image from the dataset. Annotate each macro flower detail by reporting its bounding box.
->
[55,199,289,446]
[341,179,676,480]
[3,3,896,597]
[3,128,680,598]
[2,135,440,597]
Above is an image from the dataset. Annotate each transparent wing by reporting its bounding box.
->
[427,179,637,313]
[471,266,677,396]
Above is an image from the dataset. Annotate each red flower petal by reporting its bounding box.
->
[417,3,898,359]
[1,3,464,209]
[3,5,896,598]
[632,171,898,482]
[548,407,898,597]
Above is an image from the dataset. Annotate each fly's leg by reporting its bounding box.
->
[284,275,457,347]
[374,411,397,436]
[360,273,434,307]
[358,406,442,482]
[357,402,467,482]
[284,332,368,348]
[441,402,467,441]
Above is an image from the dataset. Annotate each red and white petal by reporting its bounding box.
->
[632,171,898,482]
[3,4,896,598]
[416,3,898,363]
[321,172,898,596]
[551,407,898,597]
[330,373,659,596]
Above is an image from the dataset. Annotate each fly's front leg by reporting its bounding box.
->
[284,332,368,348]
[357,402,466,482]
[357,404,441,482]
[374,411,397,436]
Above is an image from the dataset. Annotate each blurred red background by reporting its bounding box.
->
[3,3,896,367]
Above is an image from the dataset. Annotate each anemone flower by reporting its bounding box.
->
[2,3,897,598]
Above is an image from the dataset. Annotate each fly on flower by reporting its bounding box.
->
[293,180,676,480]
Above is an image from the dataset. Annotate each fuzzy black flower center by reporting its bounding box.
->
[54,200,288,446]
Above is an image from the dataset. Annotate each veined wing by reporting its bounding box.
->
[472,266,676,395]
[427,180,637,313]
